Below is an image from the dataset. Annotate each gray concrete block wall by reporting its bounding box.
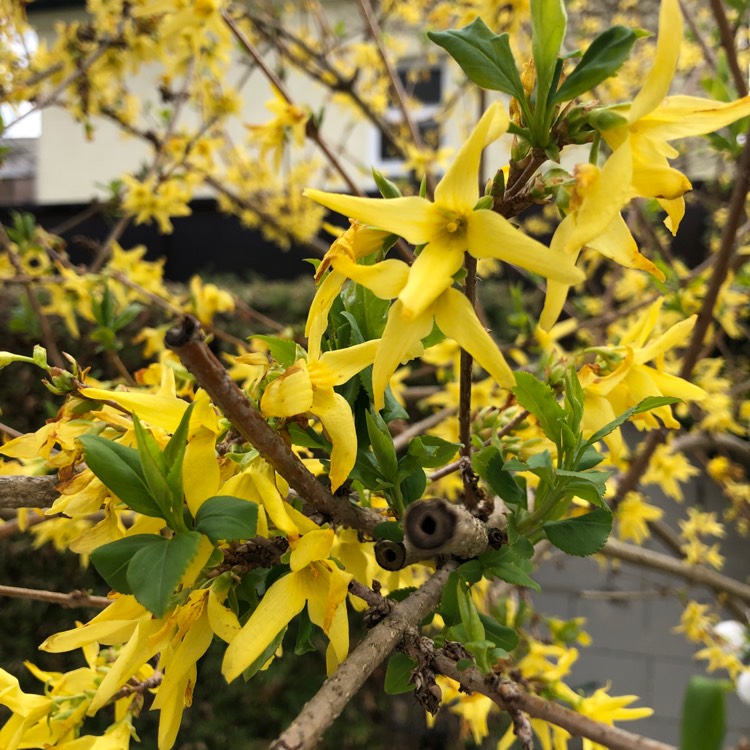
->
[532,471,750,747]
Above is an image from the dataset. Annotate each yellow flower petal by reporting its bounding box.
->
[588,213,664,280]
[636,315,695,364]
[310,388,357,492]
[314,340,381,387]
[306,270,346,360]
[628,0,682,122]
[330,256,410,300]
[89,615,165,713]
[183,428,220,516]
[207,589,242,644]
[303,191,434,246]
[467,210,584,285]
[397,243,465,318]
[640,94,750,141]
[78,388,189,433]
[290,528,335,571]
[434,288,516,389]
[434,101,509,212]
[260,362,314,418]
[222,571,307,682]
[40,595,148,652]
[372,300,433,411]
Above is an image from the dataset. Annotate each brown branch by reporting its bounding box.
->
[708,0,748,97]
[165,316,382,533]
[426,650,676,750]
[601,538,750,604]
[356,0,435,196]
[0,583,110,609]
[0,475,60,509]
[1,224,66,369]
[392,406,456,453]
[459,254,479,511]
[0,511,49,539]
[222,10,361,196]
[268,560,458,750]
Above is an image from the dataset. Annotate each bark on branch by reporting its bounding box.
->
[0,475,60,509]
[429,650,676,750]
[268,561,458,750]
[165,316,382,533]
[602,538,750,604]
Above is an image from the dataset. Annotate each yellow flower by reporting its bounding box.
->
[222,527,352,681]
[674,601,715,643]
[615,491,663,544]
[0,669,55,750]
[187,275,234,326]
[556,683,653,750]
[260,340,380,491]
[601,0,750,233]
[540,149,665,330]
[579,299,706,460]
[305,102,583,324]
[642,443,700,502]
[306,221,397,359]
[246,86,311,171]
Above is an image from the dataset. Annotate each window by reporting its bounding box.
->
[370,62,443,177]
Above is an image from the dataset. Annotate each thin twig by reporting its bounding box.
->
[393,406,456,453]
[459,254,479,510]
[709,0,748,97]
[429,650,676,750]
[356,0,435,196]
[0,584,110,609]
[601,538,750,604]
[1,224,66,369]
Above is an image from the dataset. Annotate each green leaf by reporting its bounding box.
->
[428,18,524,98]
[439,571,461,627]
[399,468,426,506]
[513,372,566,448]
[480,546,540,591]
[366,409,398,480]
[563,367,584,441]
[406,435,461,469]
[553,26,637,104]
[79,435,162,518]
[457,583,485,643]
[680,676,730,750]
[293,608,317,656]
[556,469,612,508]
[576,444,604,470]
[479,615,519,651]
[90,534,165,594]
[342,281,391,341]
[543,508,612,556]
[473,446,527,506]
[585,396,681,447]
[531,0,567,105]
[372,167,402,198]
[242,628,287,680]
[163,401,196,467]
[252,335,298,367]
[373,521,404,543]
[126,531,203,617]
[194,496,259,543]
[132,414,174,522]
[384,652,417,695]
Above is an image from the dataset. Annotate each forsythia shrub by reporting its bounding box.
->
[0,1,749,749]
